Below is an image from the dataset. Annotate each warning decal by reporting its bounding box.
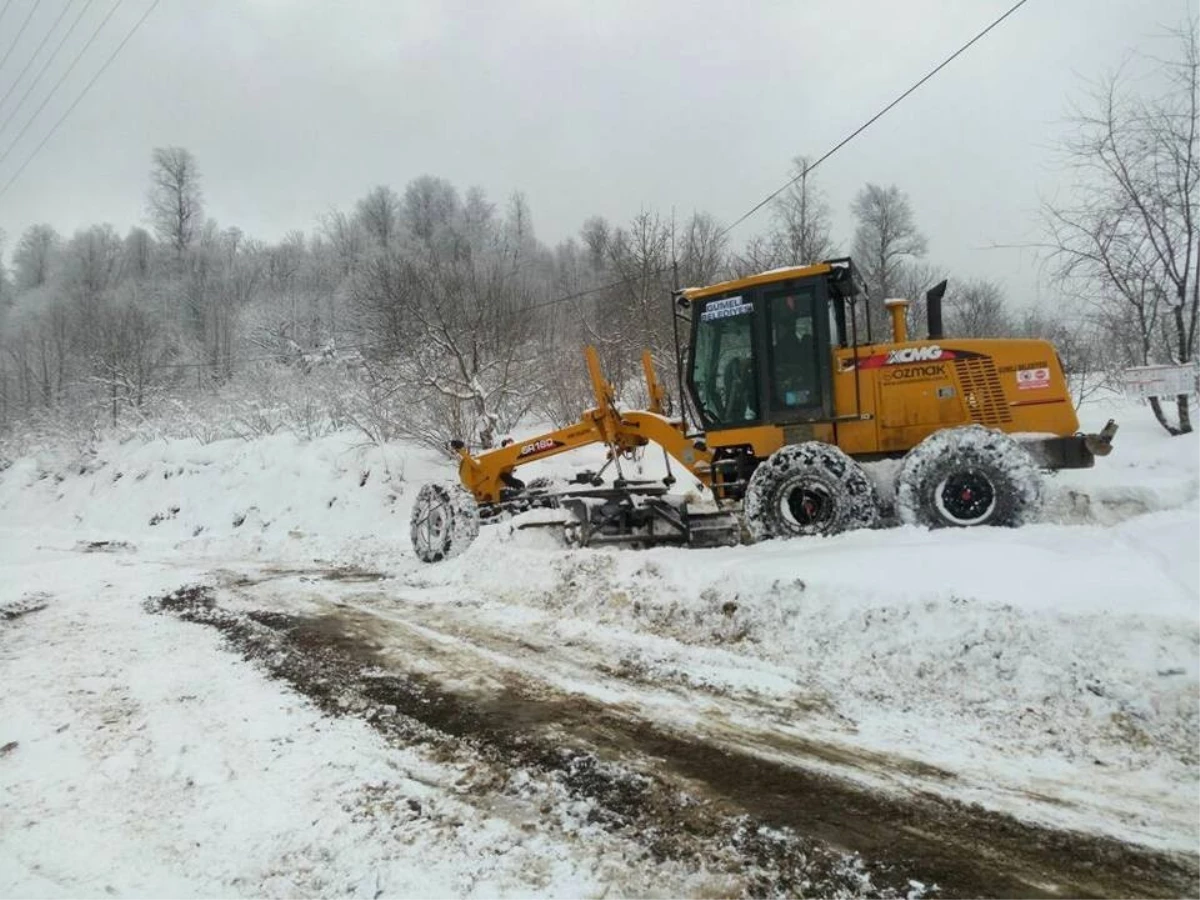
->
[1016,367,1051,390]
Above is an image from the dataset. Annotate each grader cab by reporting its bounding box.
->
[410,258,1117,562]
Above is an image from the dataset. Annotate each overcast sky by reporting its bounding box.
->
[0,0,1192,305]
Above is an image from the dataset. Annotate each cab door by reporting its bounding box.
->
[761,282,834,423]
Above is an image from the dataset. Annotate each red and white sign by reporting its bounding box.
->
[1016,367,1051,390]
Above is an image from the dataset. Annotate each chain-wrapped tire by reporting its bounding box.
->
[744,442,879,541]
[409,482,480,562]
[896,425,1044,529]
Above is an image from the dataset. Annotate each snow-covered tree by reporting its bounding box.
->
[1043,21,1198,434]
[147,147,203,262]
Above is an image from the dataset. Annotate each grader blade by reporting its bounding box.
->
[502,483,740,550]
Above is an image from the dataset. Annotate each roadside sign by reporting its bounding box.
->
[1122,364,1199,399]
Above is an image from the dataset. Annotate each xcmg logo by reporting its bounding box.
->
[886,345,943,365]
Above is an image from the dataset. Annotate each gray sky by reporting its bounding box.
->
[0,0,1192,306]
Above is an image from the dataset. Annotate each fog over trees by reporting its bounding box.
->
[0,22,1195,452]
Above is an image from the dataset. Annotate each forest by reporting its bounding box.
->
[0,24,1194,458]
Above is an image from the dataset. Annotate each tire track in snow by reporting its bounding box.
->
[152,579,1200,899]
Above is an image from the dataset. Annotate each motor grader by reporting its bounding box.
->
[410,258,1117,562]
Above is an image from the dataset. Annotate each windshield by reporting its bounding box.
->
[690,295,758,425]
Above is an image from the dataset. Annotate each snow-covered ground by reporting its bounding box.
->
[1,395,1197,897]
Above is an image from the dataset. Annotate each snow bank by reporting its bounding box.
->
[1,393,1197,851]
[0,551,670,898]
[0,431,437,564]
[397,395,1199,846]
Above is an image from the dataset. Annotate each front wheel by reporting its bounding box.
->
[743,442,879,541]
[410,482,480,562]
[895,426,1043,529]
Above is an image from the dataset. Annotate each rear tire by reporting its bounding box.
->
[744,442,879,541]
[410,482,480,562]
[896,425,1043,529]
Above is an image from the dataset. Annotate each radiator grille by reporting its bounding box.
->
[953,358,1012,426]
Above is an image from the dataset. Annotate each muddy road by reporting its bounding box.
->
[148,572,1199,899]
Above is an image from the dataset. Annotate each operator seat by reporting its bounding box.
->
[721,355,754,422]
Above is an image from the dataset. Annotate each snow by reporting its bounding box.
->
[0,545,694,898]
[1,394,1197,894]
[438,508,1198,831]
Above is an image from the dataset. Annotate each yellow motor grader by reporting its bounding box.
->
[410,258,1117,562]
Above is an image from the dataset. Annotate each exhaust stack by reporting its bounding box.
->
[884,297,910,343]
[926,280,948,339]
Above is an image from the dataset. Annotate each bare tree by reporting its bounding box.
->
[462,186,497,258]
[1015,302,1108,408]
[676,211,728,288]
[91,294,172,425]
[64,225,122,307]
[1043,21,1198,434]
[179,221,263,376]
[7,298,73,409]
[0,233,7,317]
[579,216,611,273]
[892,261,945,338]
[12,224,60,290]
[354,185,402,250]
[319,209,366,279]
[350,248,419,354]
[355,255,540,453]
[503,191,538,267]
[147,147,203,261]
[771,156,836,266]
[402,176,460,248]
[732,158,835,277]
[851,183,928,339]
[731,233,780,278]
[601,210,673,388]
[945,278,1013,338]
[122,227,155,282]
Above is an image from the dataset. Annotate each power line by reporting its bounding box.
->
[526,272,650,312]
[717,0,1032,241]
[0,0,73,117]
[0,0,41,74]
[530,0,1032,315]
[0,0,120,170]
[0,0,14,30]
[1,0,1031,331]
[0,0,95,139]
[0,0,157,199]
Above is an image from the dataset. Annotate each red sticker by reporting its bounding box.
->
[1016,367,1050,390]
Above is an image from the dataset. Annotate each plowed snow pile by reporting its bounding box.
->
[1,393,1197,895]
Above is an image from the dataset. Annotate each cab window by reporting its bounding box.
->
[691,295,759,425]
[768,289,820,411]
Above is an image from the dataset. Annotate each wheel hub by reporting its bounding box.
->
[781,481,834,533]
[936,468,996,525]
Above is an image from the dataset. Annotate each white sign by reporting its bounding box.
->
[1122,364,1199,399]
[1016,367,1051,390]
[700,295,753,322]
